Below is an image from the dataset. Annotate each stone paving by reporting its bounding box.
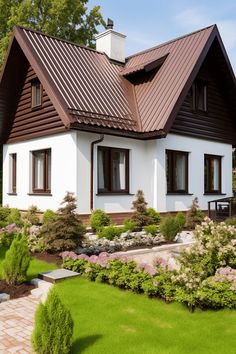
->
[0,295,39,354]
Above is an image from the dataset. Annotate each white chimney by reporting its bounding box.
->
[95,19,126,63]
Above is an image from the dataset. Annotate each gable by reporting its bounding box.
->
[171,38,236,144]
[7,62,65,143]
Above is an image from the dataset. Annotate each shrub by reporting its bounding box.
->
[40,192,85,253]
[98,224,123,240]
[89,209,111,232]
[131,190,152,229]
[225,217,236,226]
[0,206,11,221]
[0,221,9,228]
[31,287,73,354]
[0,231,17,248]
[123,219,136,232]
[175,212,186,232]
[159,215,179,241]
[144,224,159,236]
[146,208,161,224]
[7,208,23,227]
[185,197,204,229]
[25,205,40,225]
[42,209,58,224]
[2,234,30,285]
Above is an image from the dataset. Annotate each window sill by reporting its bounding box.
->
[96,193,134,196]
[7,193,17,196]
[166,193,193,196]
[204,193,226,196]
[28,193,52,196]
[31,104,42,111]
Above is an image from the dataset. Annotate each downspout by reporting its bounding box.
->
[90,134,104,210]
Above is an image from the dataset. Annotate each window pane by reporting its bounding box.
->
[213,159,220,190]
[174,153,186,190]
[98,149,109,191]
[204,155,221,192]
[112,151,126,191]
[47,151,51,190]
[9,153,16,193]
[34,152,44,189]
[35,83,41,106]
[166,152,171,192]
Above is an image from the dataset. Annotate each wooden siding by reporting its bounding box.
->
[171,41,236,143]
[7,63,65,143]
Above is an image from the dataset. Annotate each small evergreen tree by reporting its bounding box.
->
[2,234,30,285]
[31,287,73,354]
[185,197,204,229]
[25,205,40,225]
[41,192,85,253]
[131,190,152,229]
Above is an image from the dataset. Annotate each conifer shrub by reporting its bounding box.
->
[175,212,186,232]
[123,219,136,232]
[42,209,58,225]
[0,206,11,221]
[89,209,111,232]
[2,234,30,285]
[25,205,40,225]
[144,224,159,236]
[185,198,204,229]
[131,190,152,230]
[146,208,161,224]
[31,287,73,354]
[97,224,123,240]
[40,192,85,253]
[159,215,179,242]
[7,208,23,227]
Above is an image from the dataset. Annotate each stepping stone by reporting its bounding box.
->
[0,293,10,302]
[38,269,79,284]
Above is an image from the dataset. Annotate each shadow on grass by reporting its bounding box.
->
[72,334,102,353]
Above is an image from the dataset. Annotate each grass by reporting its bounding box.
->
[0,246,57,280]
[56,277,236,354]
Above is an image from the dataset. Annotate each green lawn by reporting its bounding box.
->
[56,277,236,354]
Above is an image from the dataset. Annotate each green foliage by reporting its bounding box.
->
[25,205,40,225]
[2,234,30,285]
[42,209,58,225]
[31,287,73,354]
[146,208,161,224]
[131,190,152,229]
[175,212,186,232]
[98,225,123,240]
[225,217,236,226]
[63,258,87,273]
[89,209,111,232]
[122,219,136,232]
[0,231,17,248]
[7,208,23,227]
[0,206,10,221]
[0,0,105,65]
[185,197,204,229]
[144,224,159,236]
[40,192,85,253]
[0,220,9,228]
[159,215,179,241]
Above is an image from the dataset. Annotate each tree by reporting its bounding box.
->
[0,0,105,65]
[131,190,152,229]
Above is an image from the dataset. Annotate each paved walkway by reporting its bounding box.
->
[0,295,39,354]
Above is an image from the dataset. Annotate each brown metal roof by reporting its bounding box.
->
[0,24,235,141]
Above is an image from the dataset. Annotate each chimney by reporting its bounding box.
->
[95,19,126,63]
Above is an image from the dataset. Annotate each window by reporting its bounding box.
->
[192,79,207,112]
[166,150,188,193]
[31,80,42,107]
[9,153,17,193]
[98,147,129,194]
[32,149,51,193]
[204,154,221,193]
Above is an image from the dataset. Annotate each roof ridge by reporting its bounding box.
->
[126,24,216,60]
[14,25,105,55]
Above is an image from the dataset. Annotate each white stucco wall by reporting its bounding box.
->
[2,131,233,214]
[3,131,78,211]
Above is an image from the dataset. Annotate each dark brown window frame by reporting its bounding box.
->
[97,146,129,194]
[204,154,222,194]
[32,149,51,194]
[31,79,42,108]
[10,153,17,194]
[192,79,208,113]
[166,150,189,194]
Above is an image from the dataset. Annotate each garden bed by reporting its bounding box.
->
[0,280,35,300]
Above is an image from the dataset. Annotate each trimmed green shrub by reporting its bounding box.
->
[146,208,161,224]
[144,224,159,236]
[98,224,123,240]
[42,209,58,224]
[40,192,85,253]
[185,197,204,229]
[123,219,136,232]
[2,234,30,285]
[131,190,152,229]
[25,205,40,225]
[0,231,17,248]
[31,287,73,354]
[0,206,11,221]
[89,209,111,232]
[175,212,186,232]
[7,208,23,227]
[159,215,179,241]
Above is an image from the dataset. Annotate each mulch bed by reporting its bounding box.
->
[32,252,62,265]
[0,280,35,300]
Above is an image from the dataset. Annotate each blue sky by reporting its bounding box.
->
[89,0,236,73]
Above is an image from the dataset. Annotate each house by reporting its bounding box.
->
[0,22,236,221]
